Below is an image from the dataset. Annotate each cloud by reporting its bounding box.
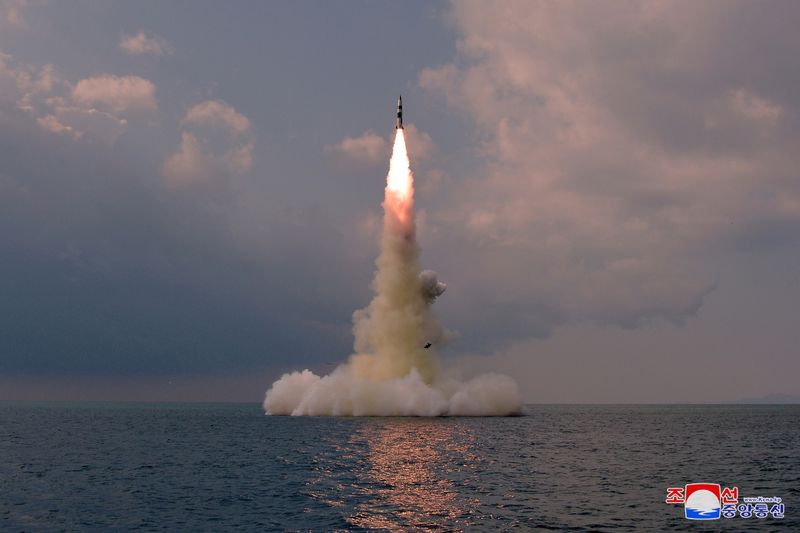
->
[327,124,435,166]
[35,114,76,137]
[404,124,435,161]
[327,130,388,164]
[71,74,157,113]
[0,0,27,29]
[418,0,800,344]
[52,105,128,142]
[163,132,252,188]
[0,51,54,107]
[163,100,254,188]
[1,52,140,143]
[163,132,218,186]
[728,89,782,122]
[0,103,359,378]
[119,31,173,57]
[184,99,251,136]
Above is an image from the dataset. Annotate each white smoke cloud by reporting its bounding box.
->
[264,367,521,416]
[419,269,446,303]
[264,130,521,416]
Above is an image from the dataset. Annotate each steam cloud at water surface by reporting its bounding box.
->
[264,129,522,416]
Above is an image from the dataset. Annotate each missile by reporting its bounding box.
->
[396,95,403,129]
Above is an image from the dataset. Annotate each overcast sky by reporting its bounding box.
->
[1,0,798,402]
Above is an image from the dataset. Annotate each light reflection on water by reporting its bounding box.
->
[304,419,480,530]
[348,420,478,530]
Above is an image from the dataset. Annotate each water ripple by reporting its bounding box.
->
[0,403,797,531]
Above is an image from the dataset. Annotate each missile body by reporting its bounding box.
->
[396,95,403,129]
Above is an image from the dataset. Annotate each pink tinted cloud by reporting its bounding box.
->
[163,100,254,189]
[72,75,156,113]
[184,99,251,136]
[327,124,435,166]
[418,0,800,333]
[119,31,173,57]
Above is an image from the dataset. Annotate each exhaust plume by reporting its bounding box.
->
[264,129,522,416]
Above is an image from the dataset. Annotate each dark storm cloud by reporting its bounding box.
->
[0,1,457,385]
[0,104,358,375]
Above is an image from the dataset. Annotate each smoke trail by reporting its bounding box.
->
[349,129,438,383]
[264,130,522,416]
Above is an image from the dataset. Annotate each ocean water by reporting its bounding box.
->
[1,403,797,532]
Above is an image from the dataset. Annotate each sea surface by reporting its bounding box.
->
[1,403,797,532]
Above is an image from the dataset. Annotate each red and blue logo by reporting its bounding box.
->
[683,483,721,520]
[665,483,784,520]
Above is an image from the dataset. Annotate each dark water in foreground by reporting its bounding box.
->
[1,403,797,532]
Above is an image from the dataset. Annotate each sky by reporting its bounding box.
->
[1,0,798,403]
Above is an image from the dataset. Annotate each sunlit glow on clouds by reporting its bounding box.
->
[71,75,156,113]
[119,31,172,57]
[417,0,800,334]
[0,0,798,402]
[0,0,27,29]
[0,52,147,142]
[328,124,434,167]
[184,100,251,136]
[163,100,254,188]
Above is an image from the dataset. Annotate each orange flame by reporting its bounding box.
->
[384,129,414,228]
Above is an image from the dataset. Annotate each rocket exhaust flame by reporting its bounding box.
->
[263,99,522,417]
[385,129,414,228]
[386,128,411,200]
